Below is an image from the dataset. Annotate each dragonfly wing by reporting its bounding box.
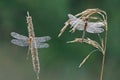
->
[86,22,104,33]
[88,22,105,28]
[86,26,104,33]
[75,21,85,30]
[96,22,105,27]
[11,39,29,47]
[68,14,78,26]
[34,36,51,43]
[11,32,28,40]
[68,14,85,30]
[68,14,77,21]
[33,42,49,48]
[68,14,82,27]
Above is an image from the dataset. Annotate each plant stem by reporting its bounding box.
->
[100,22,108,80]
[100,54,105,80]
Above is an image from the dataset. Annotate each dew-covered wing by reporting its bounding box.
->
[68,14,85,30]
[11,32,28,40]
[33,42,49,48]
[11,39,29,47]
[86,22,104,33]
[68,14,78,26]
[75,20,85,31]
[34,36,51,43]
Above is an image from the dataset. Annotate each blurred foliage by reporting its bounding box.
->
[0,0,120,80]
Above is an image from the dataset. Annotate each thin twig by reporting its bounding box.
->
[79,49,98,68]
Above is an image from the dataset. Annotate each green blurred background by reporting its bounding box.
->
[0,0,120,80]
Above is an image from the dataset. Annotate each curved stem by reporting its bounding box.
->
[100,21,108,80]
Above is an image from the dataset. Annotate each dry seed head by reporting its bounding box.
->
[26,11,33,25]
[26,11,40,80]
[58,21,69,37]
[67,38,103,54]
[76,8,105,18]
[76,8,107,29]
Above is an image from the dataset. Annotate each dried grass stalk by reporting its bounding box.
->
[67,38,103,54]
[79,49,98,68]
[27,12,40,80]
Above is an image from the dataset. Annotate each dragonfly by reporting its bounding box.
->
[10,12,51,80]
[11,32,51,48]
[68,14,105,40]
[11,32,51,79]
